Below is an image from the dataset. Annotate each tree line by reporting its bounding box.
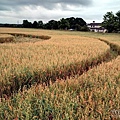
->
[22,17,89,31]
[1,10,120,33]
[102,10,120,33]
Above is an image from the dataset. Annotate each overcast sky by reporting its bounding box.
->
[0,0,120,24]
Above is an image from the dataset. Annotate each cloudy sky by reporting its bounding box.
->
[0,0,120,24]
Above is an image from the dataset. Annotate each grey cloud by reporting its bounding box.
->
[0,0,92,10]
[1,0,120,24]
[0,5,10,11]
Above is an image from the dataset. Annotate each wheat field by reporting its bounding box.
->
[0,28,120,120]
[0,28,110,95]
[0,56,120,120]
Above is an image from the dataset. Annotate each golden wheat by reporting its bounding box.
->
[0,28,110,95]
[0,56,119,119]
[0,28,119,120]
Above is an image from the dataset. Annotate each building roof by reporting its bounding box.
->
[87,23,102,26]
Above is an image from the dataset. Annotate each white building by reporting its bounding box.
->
[87,21,107,32]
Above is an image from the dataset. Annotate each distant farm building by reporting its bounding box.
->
[87,21,107,33]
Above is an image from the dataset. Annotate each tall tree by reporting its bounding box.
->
[66,17,76,29]
[23,20,32,28]
[75,18,86,27]
[45,20,58,29]
[116,10,120,31]
[32,21,38,28]
[38,21,44,28]
[102,12,118,32]
[59,18,70,30]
